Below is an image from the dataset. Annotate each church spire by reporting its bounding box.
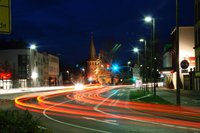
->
[89,32,96,61]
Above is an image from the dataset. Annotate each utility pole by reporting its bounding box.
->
[176,0,181,106]
[152,18,156,96]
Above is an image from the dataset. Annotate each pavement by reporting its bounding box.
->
[156,87,200,107]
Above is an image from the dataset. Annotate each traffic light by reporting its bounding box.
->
[132,76,137,83]
[106,64,110,70]
[111,64,119,72]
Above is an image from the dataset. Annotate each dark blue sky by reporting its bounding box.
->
[0,0,194,65]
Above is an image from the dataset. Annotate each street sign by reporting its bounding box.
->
[0,0,11,34]
[180,60,189,69]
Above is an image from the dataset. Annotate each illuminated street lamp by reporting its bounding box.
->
[144,16,156,96]
[31,71,38,87]
[139,38,147,58]
[29,43,37,87]
[139,38,147,90]
[66,70,70,81]
[31,71,38,79]
[144,16,153,23]
[81,68,85,73]
[133,48,139,65]
[30,43,37,50]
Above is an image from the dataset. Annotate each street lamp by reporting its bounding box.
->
[139,38,147,90]
[133,48,139,66]
[30,44,36,50]
[81,68,85,82]
[127,61,132,72]
[66,70,70,81]
[81,68,85,73]
[139,38,146,55]
[139,38,147,65]
[144,16,156,96]
[29,43,37,87]
[127,61,131,65]
[176,0,180,105]
[31,71,38,87]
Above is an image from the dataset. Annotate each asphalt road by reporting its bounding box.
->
[14,85,200,133]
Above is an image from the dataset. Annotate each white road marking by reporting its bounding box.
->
[37,125,47,130]
[82,117,119,125]
[109,99,116,106]
[113,99,119,106]
[43,99,110,133]
[105,119,117,123]
[94,88,200,131]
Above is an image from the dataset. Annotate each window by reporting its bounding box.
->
[18,55,28,78]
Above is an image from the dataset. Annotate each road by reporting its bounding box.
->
[15,85,200,133]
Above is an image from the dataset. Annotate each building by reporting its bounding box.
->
[46,53,59,86]
[194,0,200,90]
[86,34,112,84]
[162,27,196,90]
[0,48,59,89]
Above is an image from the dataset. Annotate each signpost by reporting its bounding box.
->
[0,0,11,34]
[180,60,189,69]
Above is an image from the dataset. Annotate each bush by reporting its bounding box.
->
[0,110,47,133]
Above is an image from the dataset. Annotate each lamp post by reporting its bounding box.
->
[127,61,131,71]
[111,64,119,85]
[81,68,85,82]
[29,43,37,87]
[127,61,134,81]
[144,16,156,96]
[139,38,147,91]
[66,70,70,81]
[176,0,180,106]
[133,48,139,66]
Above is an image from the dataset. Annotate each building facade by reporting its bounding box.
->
[162,27,196,90]
[194,0,200,90]
[47,53,59,86]
[0,49,59,88]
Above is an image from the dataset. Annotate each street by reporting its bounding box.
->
[14,85,200,133]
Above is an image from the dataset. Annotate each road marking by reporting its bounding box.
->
[37,125,47,130]
[94,90,119,117]
[105,119,117,123]
[43,99,110,133]
[83,117,118,125]
[113,99,119,106]
[109,99,116,106]
[94,88,200,131]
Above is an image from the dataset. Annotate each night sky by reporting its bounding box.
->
[0,0,194,66]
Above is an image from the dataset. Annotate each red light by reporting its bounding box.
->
[106,64,110,69]
[0,72,12,80]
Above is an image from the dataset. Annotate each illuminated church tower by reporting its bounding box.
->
[86,33,112,84]
[87,33,97,81]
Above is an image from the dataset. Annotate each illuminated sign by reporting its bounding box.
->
[0,72,12,80]
[0,0,11,34]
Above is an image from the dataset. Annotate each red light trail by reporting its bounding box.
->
[15,86,200,130]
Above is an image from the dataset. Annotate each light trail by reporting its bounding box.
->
[15,86,200,131]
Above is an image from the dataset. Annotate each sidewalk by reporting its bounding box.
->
[156,87,200,107]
